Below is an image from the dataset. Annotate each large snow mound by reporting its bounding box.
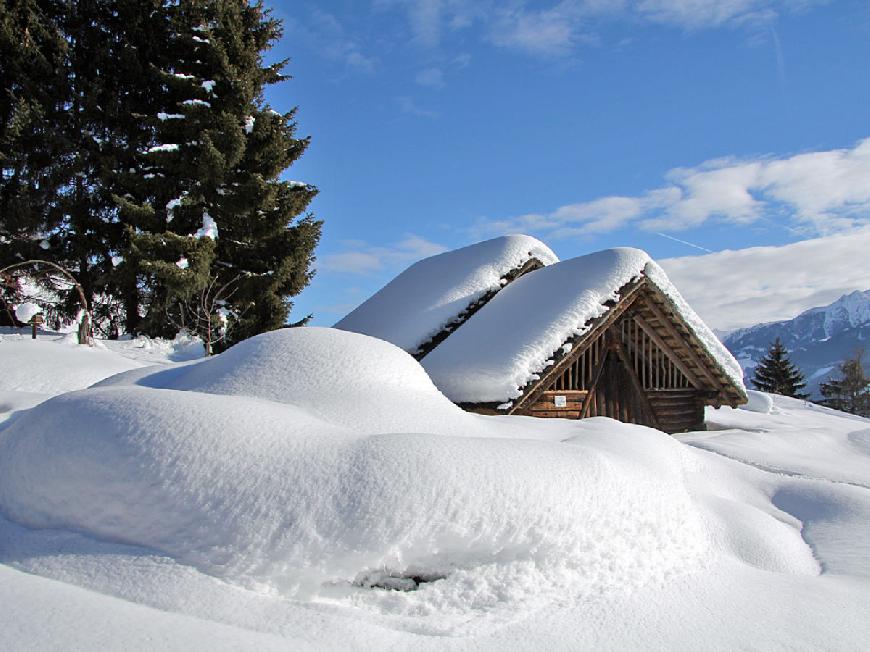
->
[0,326,785,614]
[97,327,472,433]
[423,247,744,403]
[3,329,860,648]
[0,391,717,604]
[334,235,558,354]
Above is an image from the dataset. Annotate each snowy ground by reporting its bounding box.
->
[1,328,869,650]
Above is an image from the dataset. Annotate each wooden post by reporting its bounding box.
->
[30,313,44,339]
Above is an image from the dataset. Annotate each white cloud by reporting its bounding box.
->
[659,227,870,332]
[321,235,447,274]
[474,137,870,239]
[487,3,587,57]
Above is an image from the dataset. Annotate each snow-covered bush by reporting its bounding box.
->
[14,302,43,323]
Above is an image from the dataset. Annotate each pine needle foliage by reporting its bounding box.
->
[751,337,808,399]
[1,1,321,347]
[819,349,870,416]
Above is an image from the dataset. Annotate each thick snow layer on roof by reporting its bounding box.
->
[334,235,558,353]
[422,247,745,404]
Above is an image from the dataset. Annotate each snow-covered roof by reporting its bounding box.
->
[334,235,558,355]
[421,247,746,404]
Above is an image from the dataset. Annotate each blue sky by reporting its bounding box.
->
[262,0,870,328]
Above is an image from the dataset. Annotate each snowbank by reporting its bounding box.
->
[741,389,775,414]
[335,235,558,354]
[422,248,744,404]
[688,393,870,486]
[3,327,869,648]
[0,332,144,397]
[2,327,713,608]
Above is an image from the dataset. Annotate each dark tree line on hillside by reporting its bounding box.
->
[1,0,320,351]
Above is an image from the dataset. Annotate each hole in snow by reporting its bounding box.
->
[354,569,447,592]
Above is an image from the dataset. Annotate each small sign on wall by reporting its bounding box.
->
[554,395,567,408]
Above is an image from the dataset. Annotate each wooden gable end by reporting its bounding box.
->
[496,278,743,433]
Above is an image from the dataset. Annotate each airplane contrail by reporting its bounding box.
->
[655,232,714,253]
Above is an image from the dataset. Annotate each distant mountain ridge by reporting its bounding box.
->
[723,290,870,397]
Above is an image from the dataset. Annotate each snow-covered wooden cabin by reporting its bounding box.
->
[336,241,746,433]
[421,248,747,432]
[335,235,558,359]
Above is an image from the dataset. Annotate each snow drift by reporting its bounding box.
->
[4,328,864,649]
[0,327,741,610]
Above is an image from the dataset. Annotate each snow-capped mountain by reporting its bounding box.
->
[723,290,870,396]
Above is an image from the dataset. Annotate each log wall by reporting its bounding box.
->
[646,389,706,432]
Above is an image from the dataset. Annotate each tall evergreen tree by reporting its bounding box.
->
[2,1,158,327]
[0,1,80,327]
[819,349,870,416]
[0,0,68,267]
[114,0,320,346]
[2,0,320,342]
[751,338,808,398]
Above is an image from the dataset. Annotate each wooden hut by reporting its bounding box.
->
[420,247,747,433]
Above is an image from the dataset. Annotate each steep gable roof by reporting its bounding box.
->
[421,247,746,406]
[334,235,558,357]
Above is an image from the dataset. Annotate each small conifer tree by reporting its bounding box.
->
[819,349,870,416]
[751,338,808,398]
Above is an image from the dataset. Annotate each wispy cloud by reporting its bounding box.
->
[286,8,377,73]
[374,0,478,48]
[415,66,445,88]
[472,137,870,239]
[397,95,440,118]
[376,0,826,59]
[320,235,447,274]
[487,3,592,58]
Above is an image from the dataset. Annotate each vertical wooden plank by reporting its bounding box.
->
[633,319,639,377]
[640,329,645,389]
